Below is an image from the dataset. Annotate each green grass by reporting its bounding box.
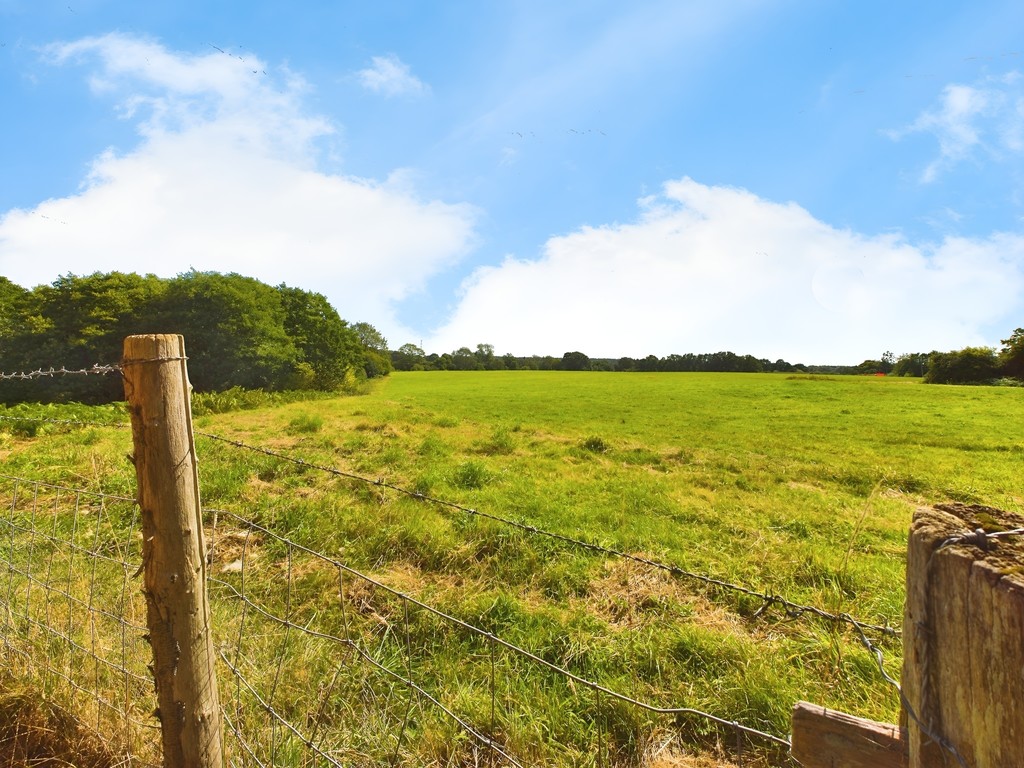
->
[1,371,1022,766]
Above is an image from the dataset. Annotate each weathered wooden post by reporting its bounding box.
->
[902,502,1024,768]
[123,334,223,768]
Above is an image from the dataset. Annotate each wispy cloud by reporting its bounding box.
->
[356,54,429,98]
[427,179,1024,362]
[1,34,474,340]
[887,71,1024,183]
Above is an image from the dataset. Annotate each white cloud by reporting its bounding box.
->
[356,54,429,98]
[0,34,474,340]
[888,71,1024,182]
[426,179,1024,363]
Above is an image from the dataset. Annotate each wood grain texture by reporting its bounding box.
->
[791,700,906,768]
[124,335,222,768]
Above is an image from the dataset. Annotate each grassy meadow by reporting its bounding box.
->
[1,371,1022,766]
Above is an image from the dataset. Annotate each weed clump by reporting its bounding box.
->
[287,413,324,433]
[580,435,609,453]
[452,460,489,489]
[476,426,516,455]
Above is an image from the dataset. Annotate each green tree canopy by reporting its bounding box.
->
[352,322,388,352]
[0,271,376,404]
[160,271,297,392]
[559,351,591,371]
[0,277,29,354]
[278,285,362,389]
[925,347,998,385]
[998,328,1024,380]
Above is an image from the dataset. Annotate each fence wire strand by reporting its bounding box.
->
[0,364,123,381]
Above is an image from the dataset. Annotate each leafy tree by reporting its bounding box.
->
[391,343,426,371]
[361,348,393,378]
[856,359,884,375]
[998,328,1024,379]
[559,351,590,371]
[892,353,929,378]
[352,322,388,352]
[0,277,28,355]
[637,355,660,372]
[0,270,374,403]
[159,271,298,392]
[1,272,167,403]
[474,343,494,364]
[925,347,998,384]
[278,285,361,389]
[452,347,478,371]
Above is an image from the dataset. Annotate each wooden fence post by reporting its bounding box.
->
[123,334,222,768]
[902,503,1024,768]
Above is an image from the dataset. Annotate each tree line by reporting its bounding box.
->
[849,337,1023,384]
[389,345,807,373]
[0,272,392,404]
[391,338,1024,385]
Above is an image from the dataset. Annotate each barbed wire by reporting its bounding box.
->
[0,355,188,382]
[939,526,1024,550]
[4,473,790,762]
[0,364,123,380]
[196,430,901,639]
[847,616,968,768]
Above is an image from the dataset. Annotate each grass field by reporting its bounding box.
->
[1,371,1022,765]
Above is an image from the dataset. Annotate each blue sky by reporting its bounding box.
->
[1,1,1023,363]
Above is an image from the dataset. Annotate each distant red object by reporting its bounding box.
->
[874,372,886,377]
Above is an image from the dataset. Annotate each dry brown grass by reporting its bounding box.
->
[0,688,126,768]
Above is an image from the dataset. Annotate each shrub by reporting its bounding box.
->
[452,460,489,489]
[925,347,998,384]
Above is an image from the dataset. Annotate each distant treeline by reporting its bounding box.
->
[0,272,392,405]
[391,340,1024,385]
[389,345,808,373]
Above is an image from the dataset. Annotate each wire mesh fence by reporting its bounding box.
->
[0,465,800,767]
[0,474,160,767]
[206,509,795,766]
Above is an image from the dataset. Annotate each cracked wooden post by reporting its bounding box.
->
[123,334,222,768]
[902,503,1024,768]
